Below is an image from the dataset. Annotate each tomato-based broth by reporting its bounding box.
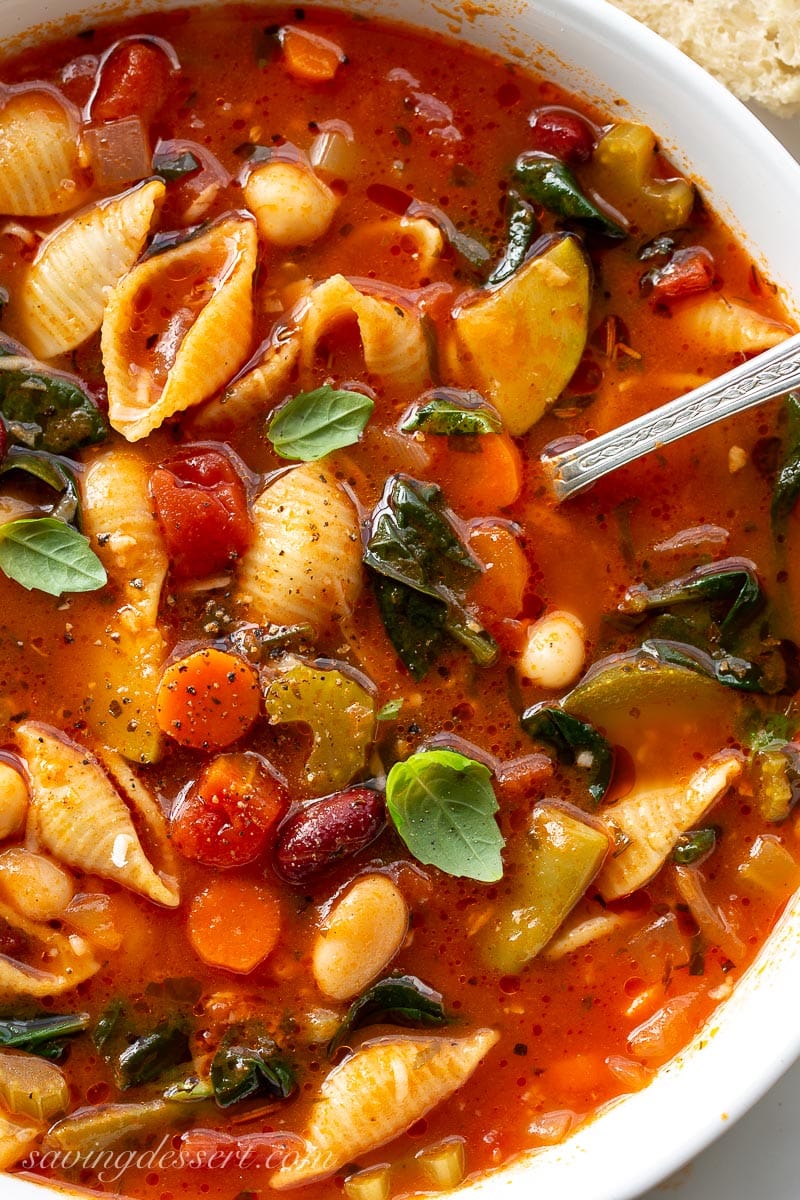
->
[0,4,796,1199]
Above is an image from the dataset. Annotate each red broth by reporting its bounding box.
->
[0,6,796,1200]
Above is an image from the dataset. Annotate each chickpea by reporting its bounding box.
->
[518,610,586,690]
[0,763,28,842]
[312,874,409,1001]
[0,847,75,921]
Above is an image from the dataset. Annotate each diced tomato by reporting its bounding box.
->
[92,40,172,126]
[642,246,716,304]
[150,446,251,580]
[171,752,289,868]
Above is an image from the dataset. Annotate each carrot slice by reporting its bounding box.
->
[156,647,261,750]
[469,525,529,619]
[436,432,523,516]
[282,27,344,82]
[188,876,282,973]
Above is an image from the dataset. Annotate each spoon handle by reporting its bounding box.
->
[543,330,800,502]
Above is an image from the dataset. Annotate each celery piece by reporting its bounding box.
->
[264,663,375,794]
[479,804,608,973]
[583,122,694,237]
[756,750,794,822]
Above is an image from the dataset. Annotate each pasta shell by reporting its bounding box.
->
[192,333,300,433]
[235,463,363,632]
[0,1108,41,1169]
[102,213,258,441]
[244,159,339,247]
[19,178,166,360]
[0,898,98,999]
[598,751,742,901]
[338,216,444,286]
[672,294,792,355]
[81,448,167,762]
[299,273,430,391]
[0,86,87,217]
[16,722,179,909]
[271,1029,499,1189]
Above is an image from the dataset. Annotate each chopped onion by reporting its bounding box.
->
[627,991,700,1062]
[528,1109,579,1145]
[605,1054,653,1091]
[673,863,745,962]
[310,128,359,181]
[739,834,800,899]
[407,199,489,265]
[652,524,729,553]
[83,115,151,188]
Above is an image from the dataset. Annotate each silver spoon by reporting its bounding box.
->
[542,329,800,501]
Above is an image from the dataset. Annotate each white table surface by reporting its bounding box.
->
[639,101,800,1200]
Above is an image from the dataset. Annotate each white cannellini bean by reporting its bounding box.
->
[0,764,28,842]
[0,847,75,921]
[312,874,409,1001]
[518,610,586,690]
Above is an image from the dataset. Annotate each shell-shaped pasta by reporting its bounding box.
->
[319,216,443,287]
[0,763,27,842]
[192,333,300,433]
[102,213,258,441]
[0,87,87,217]
[598,752,742,902]
[271,1029,499,1189]
[299,273,430,391]
[82,448,168,762]
[0,898,98,998]
[235,463,363,632]
[16,722,179,908]
[19,179,166,360]
[244,159,339,247]
[543,902,634,961]
[672,294,792,355]
[0,1108,41,1169]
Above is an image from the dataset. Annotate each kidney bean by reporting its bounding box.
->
[528,106,595,165]
[273,786,385,885]
[92,40,172,126]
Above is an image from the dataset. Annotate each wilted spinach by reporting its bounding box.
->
[210,1030,296,1108]
[486,192,537,286]
[771,392,800,532]
[400,392,501,436]
[514,153,626,238]
[0,1012,90,1061]
[520,706,613,806]
[329,974,447,1054]
[0,363,107,454]
[617,558,763,642]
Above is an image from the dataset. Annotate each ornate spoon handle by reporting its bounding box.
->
[543,330,800,502]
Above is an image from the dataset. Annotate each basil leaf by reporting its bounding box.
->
[386,748,504,882]
[617,557,763,642]
[0,517,107,596]
[267,385,374,460]
[364,476,498,677]
[0,447,82,526]
[401,394,502,436]
[210,1034,296,1108]
[115,1020,192,1090]
[514,152,627,239]
[152,149,201,180]
[772,392,800,531]
[0,1012,90,1060]
[329,974,447,1054]
[520,706,613,806]
[673,827,717,865]
[486,192,537,286]
[0,362,107,454]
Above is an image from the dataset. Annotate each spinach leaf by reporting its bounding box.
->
[267,385,374,460]
[386,748,504,882]
[486,192,537,286]
[0,1012,90,1060]
[0,447,82,526]
[673,827,717,865]
[152,149,201,180]
[772,392,800,531]
[377,698,404,721]
[143,222,209,261]
[115,1020,192,1090]
[93,999,124,1051]
[514,153,627,239]
[0,363,107,454]
[520,706,613,806]
[641,638,765,693]
[364,475,498,677]
[329,975,447,1054]
[400,393,501,436]
[210,1032,295,1108]
[617,558,763,642]
[0,517,107,596]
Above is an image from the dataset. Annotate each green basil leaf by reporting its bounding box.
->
[401,394,502,436]
[0,447,82,526]
[0,1012,90,1059]
[152,149,201,181]
[210,1033,295,1108]
[673,827,717,865]
[115,1020,192,1090]
[0,517,107,596]
[0,362,107,454]
[329,974,447,1054]
[486,192,537,286]
[267,385,374,460]
[514,152,627,239]
[772,392,800,530]
[617,557,763,642]
[520,706,613,806]
[386,748,504,882]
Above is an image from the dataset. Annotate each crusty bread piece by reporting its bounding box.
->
[608,0,800,116]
